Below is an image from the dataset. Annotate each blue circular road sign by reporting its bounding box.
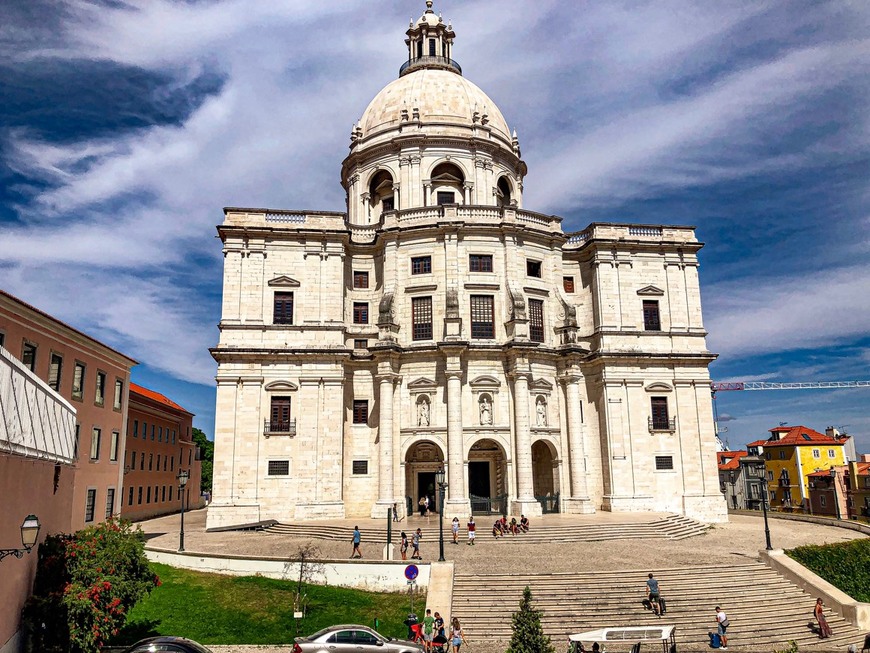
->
[405,564,419,581]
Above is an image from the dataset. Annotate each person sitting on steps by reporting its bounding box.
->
[520,515,529,532]
[492,519,504,538]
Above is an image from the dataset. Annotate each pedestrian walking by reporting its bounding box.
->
[450,617,466,653]
[715,606,729,649]
[393,502,400,522]
[424,495,430,515]
[645,573,661,616]
[419,496,427,516]
[451,517,460,544]
[412,528,422,559]
[434,611,445,639]
[351,526,362,559]
[400,530,408,561]
[814,597,833,639]
[422,608,435,652]
[467,516,476,545]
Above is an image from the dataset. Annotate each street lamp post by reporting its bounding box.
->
[756,460,773,550]
[435,467,447,562]
[830,468,841,520]
[177,470,189,552]
[729,471,736,510]
[0,515,41,562]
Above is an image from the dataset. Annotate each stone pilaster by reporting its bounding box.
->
[510,358,542,516]
[560,371,595,513]
[442,347,470,517]
[372,368,399,517]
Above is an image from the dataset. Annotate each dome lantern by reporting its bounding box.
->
[401,1,460,77]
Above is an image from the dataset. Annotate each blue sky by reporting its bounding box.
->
[1,1,868,452]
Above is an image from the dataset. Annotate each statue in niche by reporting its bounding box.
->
[479,395,493,426]
[417,397,430,427]
[536,396,548,427]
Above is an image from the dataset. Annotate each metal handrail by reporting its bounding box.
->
[400,56,462,76]
[648,417,677,432]
[264,419,296,436]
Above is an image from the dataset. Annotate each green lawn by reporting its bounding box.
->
[111,563,424,646]
[786,537,870,602]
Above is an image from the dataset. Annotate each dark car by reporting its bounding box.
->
[121,636,214,653]
[294,625,424,653]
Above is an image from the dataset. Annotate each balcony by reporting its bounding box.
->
[648,417,677,433]
[263,419,296,437]
[778,478,792,488]
[399,56,462,77]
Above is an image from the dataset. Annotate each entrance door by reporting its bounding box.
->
[417,472,436,514]
[468,461,490,497]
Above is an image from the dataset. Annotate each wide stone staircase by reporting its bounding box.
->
[450,563,866,651]
[262,514,708,543]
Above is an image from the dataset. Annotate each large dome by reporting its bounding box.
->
[359,68,512,143]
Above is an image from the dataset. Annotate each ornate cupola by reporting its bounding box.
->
[402,1,459,77]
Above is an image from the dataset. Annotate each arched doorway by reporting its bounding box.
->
[405,440,444,515]
[468,438,508,515]
[368,170,395,222]
[532,439,560,513]
[496,176,513,207]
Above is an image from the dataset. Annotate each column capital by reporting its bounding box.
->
[375,372,401,384]
[558,373,583,385]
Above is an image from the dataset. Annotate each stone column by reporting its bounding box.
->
[371,371,397,518]
[510,362,542,516]
[442,347,470,518]
[562,372,595,513]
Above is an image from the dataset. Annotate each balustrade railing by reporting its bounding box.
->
[648,417,677,432]
[628,226,663,237]
[400,56,462,76]
[264,419,297,436]
[266,212,306,223]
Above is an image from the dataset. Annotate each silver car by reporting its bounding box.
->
[294,625,424,653]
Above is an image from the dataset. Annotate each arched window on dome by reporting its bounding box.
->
[368,170,395,222]
[430,162,465,206]
[496,176,514,208]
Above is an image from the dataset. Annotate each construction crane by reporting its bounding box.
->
[709,380,870,451]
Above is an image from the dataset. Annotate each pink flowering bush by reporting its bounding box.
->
[22,519,159,653]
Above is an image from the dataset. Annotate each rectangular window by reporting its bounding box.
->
[353,339,368,349]
[172,430,176,444]
[0,332,4,348]
[813,449,820,459]
[147,487,151,504]
[353,271,369,289]
[437,191,455,205]
[412,296,433,341]
[270,396,292,432]
[110,432,119,461]
[643,300,662,331]
[768,470,774,481]
[48,353,63,391]
[469,254,493,273]
[828,449,835,458]
[149,453,153,471]
[779,450,785,459]
[163,457,167,471]
[353,302,369,324]
[273,292,294,325]
[655,455,674,471]
[72,363,85,400]
[353,400,369,425]
[429,38,436,56]
[140,453,144,470]
[170,457,174,471]
[157,454,161,471]
[22,342,37,372]
[529,299,544,343]
[382,196,394,211]
[114,379,123,410]
[268,460,290,476]
[138,486,143,504]
[526,260,542,278]
[411,256,432,275]
[161,486,166,502]
[158,426,163,442]
[470,295,495,339]
[95,371,106,406]
[128,486,134,506]
[151,425,155,441]
[820,494,827,507]
[650,397,670,430]
[352,460,369,475]
[563,276,575,293]
[133,419,139,438]
[90,428,101,460]
[85,489,97,523]
[105,488,115,519]
[169,486,173,501]
[130,451,136,468]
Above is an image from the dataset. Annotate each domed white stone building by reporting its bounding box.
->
[208,2,728,528]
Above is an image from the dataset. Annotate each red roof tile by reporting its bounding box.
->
[130,382,193,415]
[758,425,843,447]
[717,451,748,470]
[747,439,768,448]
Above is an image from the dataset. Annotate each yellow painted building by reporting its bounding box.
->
[747,426,848,512]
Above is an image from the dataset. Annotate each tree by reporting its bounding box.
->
[191,427,214,493]
[506,586,555,653]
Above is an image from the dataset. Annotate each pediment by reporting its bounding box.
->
[645,382,673,392]
[264,380,299,391]
[531,378,554,392]
[268,275,301,288]
[408,377,438,390]
[637,285,665,296]
[469,375,501,389]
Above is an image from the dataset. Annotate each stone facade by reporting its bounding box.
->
[207,2,727,528]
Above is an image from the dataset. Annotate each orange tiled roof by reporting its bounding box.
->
[759,425,843,447]
[808,463,870,478]
[130,382,192,415]
[747,439,768,448]
[717,451,748,470]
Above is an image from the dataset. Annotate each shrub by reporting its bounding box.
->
[506,586,555,653]
[786,538,870,603]
[22,519,159,653]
